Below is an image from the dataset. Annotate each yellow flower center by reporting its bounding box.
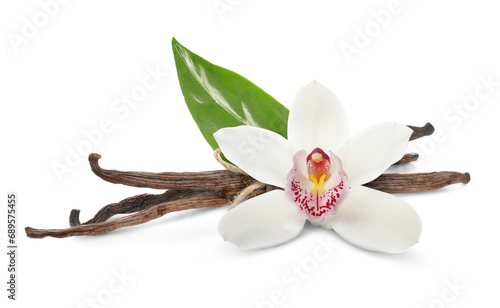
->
[310,174,326,193]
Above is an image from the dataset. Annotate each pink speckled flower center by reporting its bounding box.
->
[285,148,349,222]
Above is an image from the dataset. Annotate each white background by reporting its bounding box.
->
[1,0,499,307]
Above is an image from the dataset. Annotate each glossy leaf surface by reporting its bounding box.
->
[172,38,289,150]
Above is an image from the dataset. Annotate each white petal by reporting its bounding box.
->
[218,190,306,249]
[337,122,412,186]
[214,126,297,187]
[287,81,350,153]
[323,186,422,253]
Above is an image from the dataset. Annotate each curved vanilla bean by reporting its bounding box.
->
[408,122,435,141]
[69,190,208,227]
[25,121,470,240]
[363,171,470,194]
[89,153,253,192]
[391,123,434,165]
[88,124,433,190]
[69,210,82,227]
[26,194,228,238]
[392,153,419,166]
[27,171,470,239]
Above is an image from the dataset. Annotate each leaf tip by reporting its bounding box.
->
[171,37,185,54]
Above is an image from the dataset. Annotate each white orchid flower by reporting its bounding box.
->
[213,81,422,253]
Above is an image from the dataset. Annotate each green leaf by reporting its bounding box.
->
[172,38,289,150]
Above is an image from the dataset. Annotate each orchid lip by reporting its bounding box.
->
[285,148,349,222]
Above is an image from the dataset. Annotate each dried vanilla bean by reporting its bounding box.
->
[89,124,432,190]
[392,153,419,166]
[69,190,209,227]
[392,123,434,165]
[364,172,470,194]
[89,153,251,195]
[26,171,470,238]
[408,122,435,141]
[25,122,471,239]
[26,193,228,238]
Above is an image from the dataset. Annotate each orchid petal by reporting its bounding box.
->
[337,122,412,186]
[287,81,350,153]
[322,186,422,253]
[218,190,306,249]
[214,126,296,188]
